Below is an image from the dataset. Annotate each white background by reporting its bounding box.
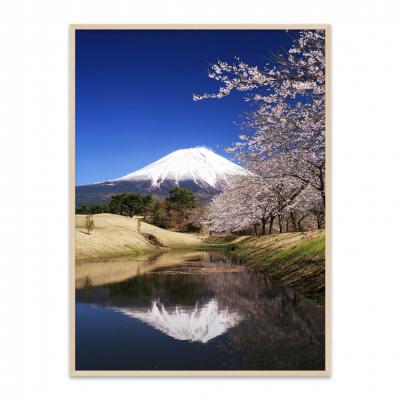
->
[1,0,399,399]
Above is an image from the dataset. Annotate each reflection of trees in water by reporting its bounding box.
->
[205,270,325,370]
[104,252,238,306]
[81,276,93,299]
[77,252,324,370]
[106,273,211,307]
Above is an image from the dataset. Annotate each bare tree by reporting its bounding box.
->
[84,215,95,235]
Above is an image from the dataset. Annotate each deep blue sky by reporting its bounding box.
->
[76,29,295,185]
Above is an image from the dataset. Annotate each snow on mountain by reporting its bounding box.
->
[111,147,249,189]
[76,147,251,206]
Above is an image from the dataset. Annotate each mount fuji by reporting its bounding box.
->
[76,147,249,206]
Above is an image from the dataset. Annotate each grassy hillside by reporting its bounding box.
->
[75,213,202,261]
[75,214,325,303]
[222,230,326,304]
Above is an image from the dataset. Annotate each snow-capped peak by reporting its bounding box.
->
[111,147,249,188]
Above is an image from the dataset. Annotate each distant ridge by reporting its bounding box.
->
[76,147,249,206]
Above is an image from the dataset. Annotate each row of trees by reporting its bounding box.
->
[76,187,199,231]
[195,30,326,235]
[206,175,324,235]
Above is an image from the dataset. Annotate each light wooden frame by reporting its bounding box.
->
[69,24,331,377]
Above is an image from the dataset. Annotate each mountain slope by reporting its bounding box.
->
[112,147,248,189]
[76,147,249,206]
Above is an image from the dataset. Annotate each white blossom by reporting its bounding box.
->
[196,30,326,233]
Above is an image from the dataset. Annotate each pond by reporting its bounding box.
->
[75,250,325,371]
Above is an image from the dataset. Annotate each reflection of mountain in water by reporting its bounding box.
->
[76,251,325,370]
[113,299,242,343]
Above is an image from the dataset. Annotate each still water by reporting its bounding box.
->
[75,251,325,371]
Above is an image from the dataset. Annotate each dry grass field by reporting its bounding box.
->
[75,213,202,261]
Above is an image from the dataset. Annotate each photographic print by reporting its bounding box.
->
[70,25,329,376]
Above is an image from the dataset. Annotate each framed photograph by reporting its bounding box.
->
[70,25,330,376]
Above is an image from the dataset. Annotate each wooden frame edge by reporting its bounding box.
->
[69,23,331,30]
[69,24,331,378]
[69,24,76,377]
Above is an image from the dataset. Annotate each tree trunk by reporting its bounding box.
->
[278,215,283,233]
[290,211,297,232]
[253,224,258,236]
[269,215,275,235]
[297,220,303,232]
[261,219,267,236]
[297,214,308,233]
[319,165,325,209]
[316,214,321,229]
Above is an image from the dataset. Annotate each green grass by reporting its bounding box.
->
[196,234,248,251]
[232,233,325,305]
[195,242,239,251]
[257,235,324,270]
[123,244,152,256]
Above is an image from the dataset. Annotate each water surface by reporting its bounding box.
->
[76,250,325,371]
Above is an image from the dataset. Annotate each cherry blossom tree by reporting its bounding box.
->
[204,176,261,234]
[195,30,326,232]
[204,175,309,235]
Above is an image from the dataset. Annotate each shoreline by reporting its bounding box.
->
[75,214,325,305]
[228,231,325,305]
